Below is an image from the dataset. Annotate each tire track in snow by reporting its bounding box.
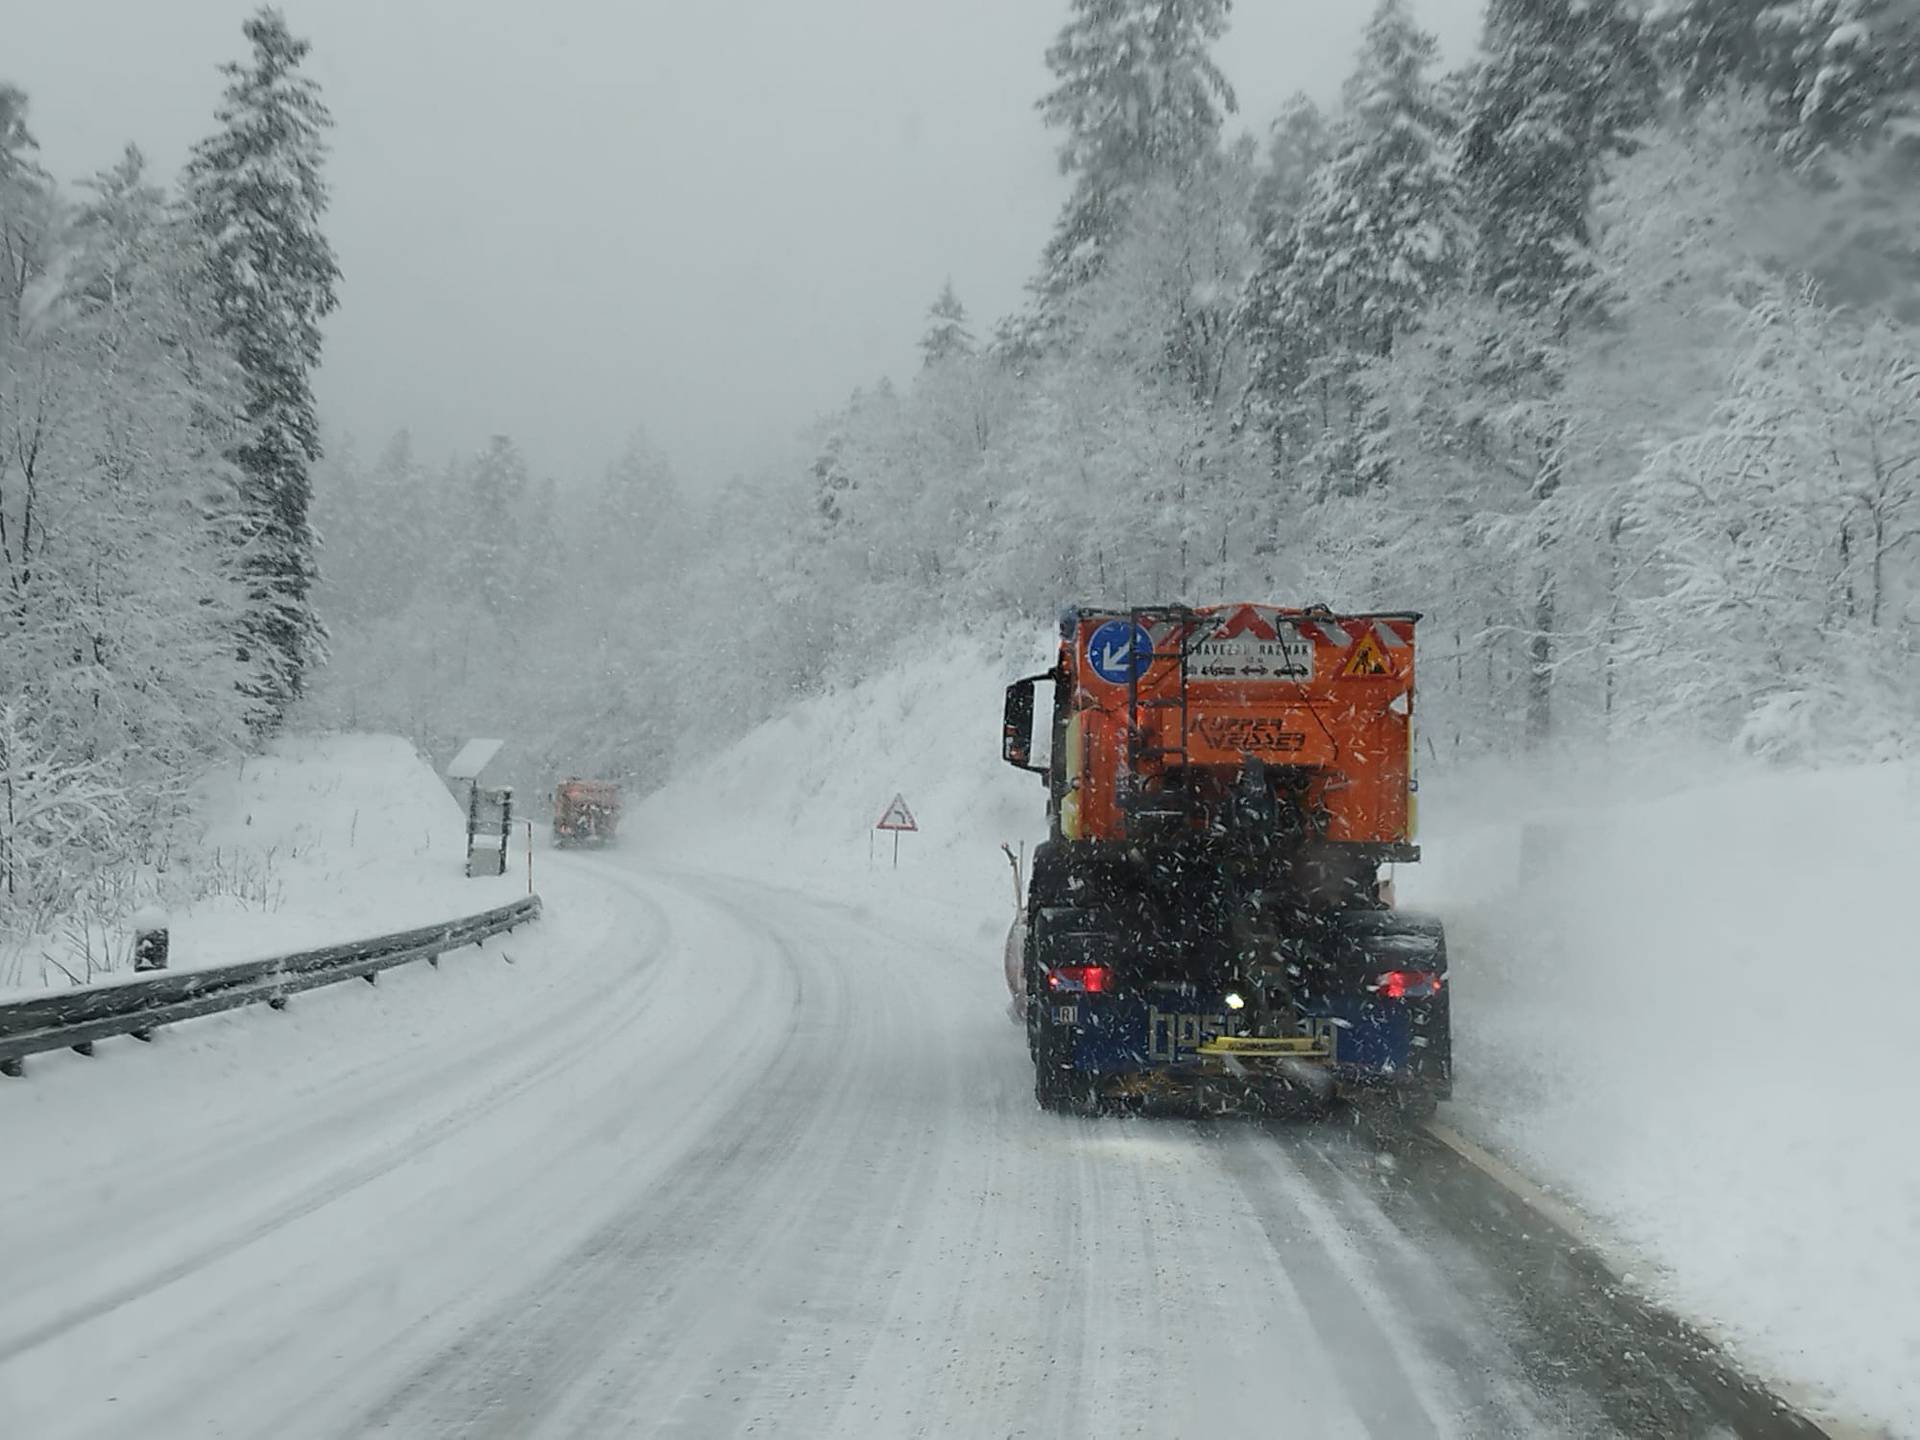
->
[355,881,819,1435]
[1287,1129,1589,1437]
[1208,1123,1454,1439]
[0,884,674,1365]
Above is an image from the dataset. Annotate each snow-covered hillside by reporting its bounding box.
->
[181,734,527,956]
[2,735,522,997]
[637,646,1920,1437]
[641,634,1056,923]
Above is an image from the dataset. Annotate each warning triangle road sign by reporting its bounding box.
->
[875,794,918,832]
[1342,632,1392,677]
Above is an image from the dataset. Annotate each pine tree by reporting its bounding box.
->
[1306,0,1461,359]
[1029,0,1237,330]
[919,281,975,367]
[0,86,54,369]
[1657,0,1780,109]
[1452,0,1656,744]
[1788,0,1920,154]
[587,430,685,592]
[1241,0,1462,491]
[182,8,342,730]
[1657,0,1920,158]
[310,436,367,622]
[462,436,530,619]
[1,87,54,653]
[1250,92,1332,243]
[67,146,165,313]
[1458,0,1657,321]
[516,474,566,614]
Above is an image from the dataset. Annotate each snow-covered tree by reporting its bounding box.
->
[1250,92,1333,243]
[1444,0,1657,740]
[182,7,341,730]
[585,430,685,590]
[458,436,532,619]
[43,148,253,758]
[1657,0,1920,159]
[1,127,257,944]
[1459,0,1657,321]
[1028,0,1237,334]
[1241,0,1462,493]
[1077,159,1256,405]
[0,87,56,621]
[312,430,435,629]
[0,87,54,347]
[920,281,975,367]
[1323,0,1463,353]
[1612,280,1919,752]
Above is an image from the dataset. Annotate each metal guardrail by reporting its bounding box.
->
[0,896,542,1077]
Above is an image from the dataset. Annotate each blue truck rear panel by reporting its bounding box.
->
[1046,986,1422,1083]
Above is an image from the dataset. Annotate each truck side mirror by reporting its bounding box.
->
[1003,675,1050,775]
[998,675,1059,779]
[1003,679,1035,769]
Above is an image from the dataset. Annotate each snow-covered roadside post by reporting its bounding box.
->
[446,739,508,878]
[132,908,169,972]
[465,787,513,879]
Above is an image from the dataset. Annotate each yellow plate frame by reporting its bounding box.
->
[1196,1035,1334,1060]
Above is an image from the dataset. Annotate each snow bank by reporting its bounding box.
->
[639,647,1920,1438]
[2,734,523,997]
[175,733,526,964]
[1403,757,1920,1436]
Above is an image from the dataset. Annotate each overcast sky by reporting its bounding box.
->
[15,0,1481,491]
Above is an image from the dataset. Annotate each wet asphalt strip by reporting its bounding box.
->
[1268,1114,1832,1440]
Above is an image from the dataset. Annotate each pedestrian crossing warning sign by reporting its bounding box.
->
[1342,633,1391,677]
[876,794,918,832]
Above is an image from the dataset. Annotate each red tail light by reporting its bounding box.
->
[1047,964,1111,994]
[1373,970,1443,1000]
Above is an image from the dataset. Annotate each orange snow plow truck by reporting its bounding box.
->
[1001,604,1449,1116]
[552,778,621,846]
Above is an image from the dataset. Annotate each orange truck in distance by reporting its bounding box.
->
[1001,604,1448,1116]
[552,778,621,846]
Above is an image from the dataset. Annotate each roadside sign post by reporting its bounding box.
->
[874,793,918,869]
[447,738,509,878]
[466,785,513,878]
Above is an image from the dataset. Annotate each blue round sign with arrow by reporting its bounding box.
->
[1086,620,1154,685]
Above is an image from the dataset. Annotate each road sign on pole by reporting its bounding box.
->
[875,794,917,869]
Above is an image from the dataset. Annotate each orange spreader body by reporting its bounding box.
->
[553,778,622,842]
[1056,605,1418,849]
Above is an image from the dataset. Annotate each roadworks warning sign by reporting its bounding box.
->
[1342,633,1392,677]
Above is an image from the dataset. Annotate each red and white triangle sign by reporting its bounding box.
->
[875,793,918,832]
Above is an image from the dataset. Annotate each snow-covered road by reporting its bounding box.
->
[0,849,1769,1438]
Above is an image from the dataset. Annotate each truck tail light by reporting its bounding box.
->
[1372,970,1443,1000]
[1047,964,1111,994]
